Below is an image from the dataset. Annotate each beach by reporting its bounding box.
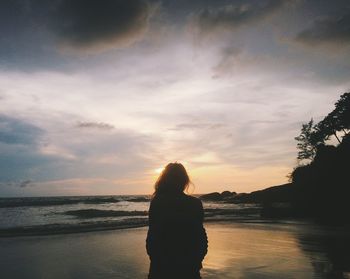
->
[1,222,349,279]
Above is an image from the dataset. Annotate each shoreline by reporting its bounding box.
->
[1,217,346,238]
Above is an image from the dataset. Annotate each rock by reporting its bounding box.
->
[221,191,236,198]
[200,191,237,201]
[228,184,294,204]
[199,192,222,201]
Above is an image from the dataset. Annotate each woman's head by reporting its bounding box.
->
[153,162,191,196]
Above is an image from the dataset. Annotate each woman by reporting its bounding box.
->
[146,163,208,279]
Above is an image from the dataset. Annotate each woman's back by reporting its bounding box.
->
[146,193,207,279]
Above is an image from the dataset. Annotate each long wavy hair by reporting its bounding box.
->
[153,162,191,197]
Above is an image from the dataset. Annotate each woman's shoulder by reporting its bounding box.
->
[182,194,203,206]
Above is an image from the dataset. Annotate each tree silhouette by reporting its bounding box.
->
[296,93,350,159]
[314,92,350,144]
[295,119,320,162]
[334,92,350,134]
[316,111,341,143]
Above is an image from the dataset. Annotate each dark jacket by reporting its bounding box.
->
[146,193,208,278]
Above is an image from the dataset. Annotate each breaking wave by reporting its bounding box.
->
[64,209,148,218]
[0,196,150,208]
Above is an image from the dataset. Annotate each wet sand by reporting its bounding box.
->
[0,222,349,279]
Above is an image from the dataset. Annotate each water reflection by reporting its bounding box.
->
[297,226,350,279]
[202,222,350,279]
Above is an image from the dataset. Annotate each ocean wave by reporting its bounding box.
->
[62,208,259,219]
[0,208,263,237]
[0,218,149,237]
[124,197,150,202]
[204,207,261,217]
[63,209,148,218]
[0,196,138,208]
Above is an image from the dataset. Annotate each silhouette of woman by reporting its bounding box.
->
[146,163,208,279]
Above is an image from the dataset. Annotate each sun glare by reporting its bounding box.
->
[154,167,164,174]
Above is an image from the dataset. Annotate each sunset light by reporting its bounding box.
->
[154,167,164,174]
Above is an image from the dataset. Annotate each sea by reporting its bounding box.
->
[0,195,261,237]
[1,196,350,278]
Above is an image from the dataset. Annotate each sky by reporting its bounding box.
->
[0,0,350,197]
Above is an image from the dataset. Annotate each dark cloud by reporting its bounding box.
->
[19,180,33,188]
[0,116,51,183]
[192,0,290,35]
[77,122,114,130]
[49,0,154,51]
[0,115,43,145]
[0,0,55,68]
[0,0,154,68]
[295,12,350,46]
[0,180,34,188]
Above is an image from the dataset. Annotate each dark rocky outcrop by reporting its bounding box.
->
[200,191,237,201]
[221,191,236,198]
[231,183,294,204]
[200,192,221,201]
[200,184,293,204]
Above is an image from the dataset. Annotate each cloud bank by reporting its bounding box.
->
[0,113,159,195]
[0,115,43,145]
[296,12,350,46]
[192,0,290,36]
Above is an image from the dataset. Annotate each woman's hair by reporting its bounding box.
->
[153,162,191,197]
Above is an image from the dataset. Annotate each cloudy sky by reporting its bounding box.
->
[0,0,349,196]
